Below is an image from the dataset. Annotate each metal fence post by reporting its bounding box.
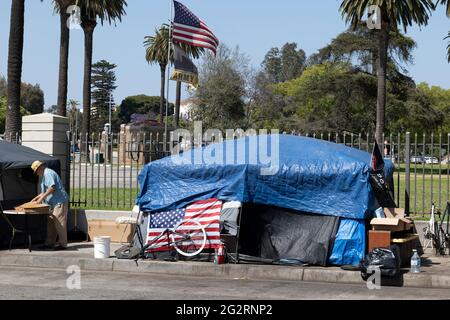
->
[405,132,411,216]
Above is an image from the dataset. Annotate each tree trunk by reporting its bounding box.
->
[5,0,25,142]
[159,63,166,124]
[56,2,71,117]
[80,20,96,161]
[175,81,181,127]
[371,50,378,76]
[376,16,389,144]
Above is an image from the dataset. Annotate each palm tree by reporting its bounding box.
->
[5,0,25,142]
[68,99,80,137]
[435,0,450,61]
[77,0,126,159]
[446,31,450,62]
[144,25,171,125]
[340,0,433,143]
[144,24,204,126]
[54,0,75,117]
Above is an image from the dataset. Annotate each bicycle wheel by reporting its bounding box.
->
[171,219,207,257]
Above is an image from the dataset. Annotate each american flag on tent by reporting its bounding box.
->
[146,199,222,253]
[172,0,219,55]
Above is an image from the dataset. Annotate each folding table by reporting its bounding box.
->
[0,206,50,252]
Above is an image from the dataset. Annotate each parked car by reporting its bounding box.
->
[410,156,424,164]
[424,156,439,164]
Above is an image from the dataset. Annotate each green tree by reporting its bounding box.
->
[116,95,174,125]
[46,105,59,114]
[417,82,450,130]
[5,0,25,141]
[340,0,433,144]
[21,83,44,114]
[90,60,117,133]
[77,0,127,157]
[144,25,171,125]
[276,63,378,133]
[0,76,6,97]
[1,76,45,114]
[308,23,417,76]
[144,24,204,126]
[192,45,248,131]
[261,43,306,83]
[1,96,30,135]
[249,43,306,130]
[67,99,82,138]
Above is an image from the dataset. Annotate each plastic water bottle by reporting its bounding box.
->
[410,250,421,273]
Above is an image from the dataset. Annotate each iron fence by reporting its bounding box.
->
[300,131,450,215]
[68,131,171,210]
[62,130,450,214]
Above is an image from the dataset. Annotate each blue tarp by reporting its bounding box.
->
[329,219,366,266]
[137,134,394,219]
[136,134,393,266]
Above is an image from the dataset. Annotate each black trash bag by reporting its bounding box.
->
[360,245,401,280]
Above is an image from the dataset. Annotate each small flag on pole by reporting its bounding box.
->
[172,0,219,55]
[170,44,199,87]
[371,140,385,173]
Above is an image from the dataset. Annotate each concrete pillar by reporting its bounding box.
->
[21,113,70,189]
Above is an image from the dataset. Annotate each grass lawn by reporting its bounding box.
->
[393,171,450,216]
[69,188,140,211]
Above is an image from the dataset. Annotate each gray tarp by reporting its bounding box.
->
[240,204,340,266]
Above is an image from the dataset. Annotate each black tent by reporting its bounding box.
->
[0,141,61,248]
[0,140,60,209]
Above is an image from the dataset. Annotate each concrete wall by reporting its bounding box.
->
[21,113,69,188]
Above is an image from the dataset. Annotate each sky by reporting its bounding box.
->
[0,0,449,110]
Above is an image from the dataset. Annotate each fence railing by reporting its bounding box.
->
[300,131,450,215]
[68,131,171,210]
[63,130,450,214]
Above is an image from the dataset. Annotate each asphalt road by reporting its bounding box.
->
[0,266,449,300]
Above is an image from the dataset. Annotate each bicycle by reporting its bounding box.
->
[142,218,207,259]
[424,202,450,256]
[434,202,450,256]
[115,208,207,260]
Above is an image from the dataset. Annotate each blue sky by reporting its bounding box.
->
[0,0,449,109]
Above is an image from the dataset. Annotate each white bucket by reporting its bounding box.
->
[94,236,111,259]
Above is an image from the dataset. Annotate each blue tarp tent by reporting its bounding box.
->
[137,134,394,265]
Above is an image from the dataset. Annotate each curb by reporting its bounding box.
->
[1,253,449,289]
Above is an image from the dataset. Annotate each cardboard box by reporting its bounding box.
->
[370,208,413,232]
[88,220,134,243]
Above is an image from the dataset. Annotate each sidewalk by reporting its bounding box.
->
[0,243,449,289]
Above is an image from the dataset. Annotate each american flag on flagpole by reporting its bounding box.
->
[172,0,219,55]
[146,199,222,253]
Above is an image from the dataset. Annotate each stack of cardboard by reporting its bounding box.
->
[370,208,413,232]
[15,202,50,215]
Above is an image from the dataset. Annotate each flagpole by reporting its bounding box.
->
[164,0,173,155]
